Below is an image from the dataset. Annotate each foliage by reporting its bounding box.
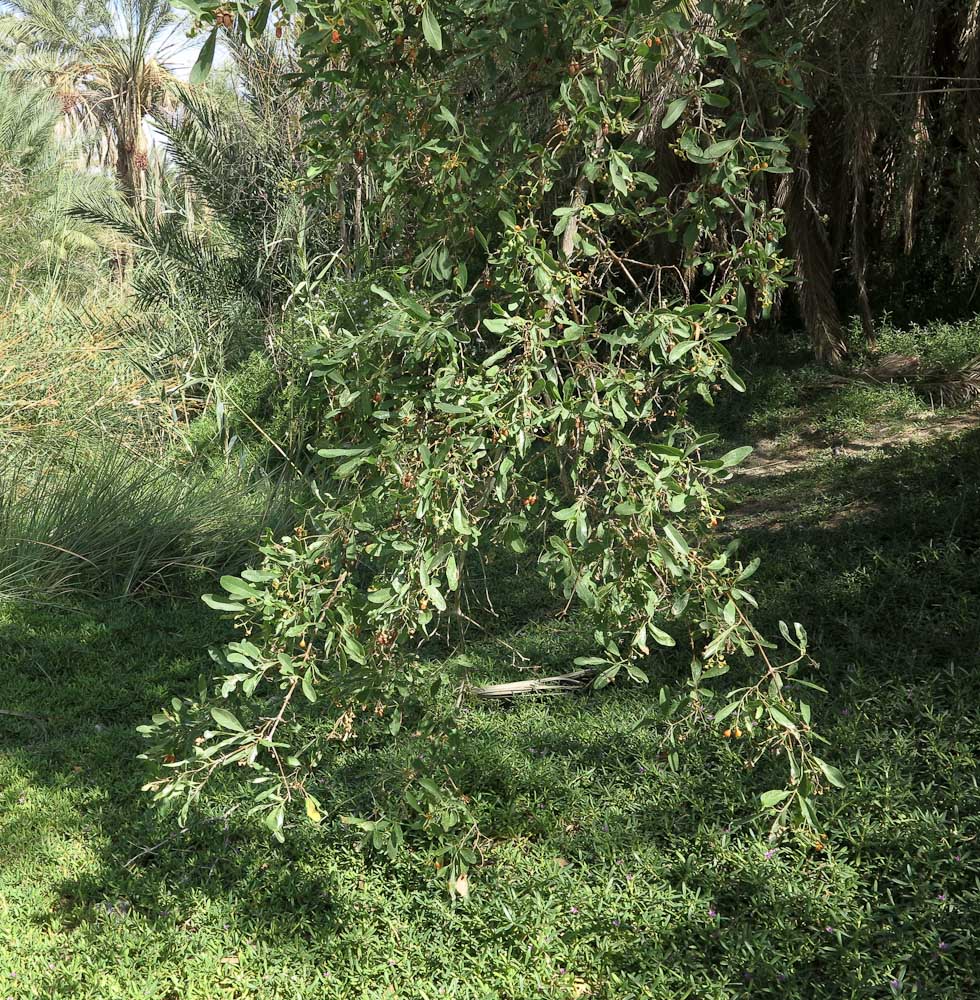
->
[3,418,980,996]
[0,293,160,443]
[0,438,291,599]
[70,32,339,474]
[138,0,840,879]
[1,0,180,202]
[0,72,117,296]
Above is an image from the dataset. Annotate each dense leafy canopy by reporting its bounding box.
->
[136,0,840,881]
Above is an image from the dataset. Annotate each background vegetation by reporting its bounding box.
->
[1,0,979,996]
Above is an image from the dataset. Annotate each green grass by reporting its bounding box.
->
[0,440,293,600]
[2,419,980,997]
[696,318,980,446]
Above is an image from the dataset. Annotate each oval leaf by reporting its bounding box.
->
[421,5,443,51]
[661,97,688,129]
[760,788,791,808]
[210,707,244,732]
[815,757,846,789]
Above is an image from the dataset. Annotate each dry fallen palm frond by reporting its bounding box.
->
[466,668,599,700]
[813,352,980,407]
[907,358,980,406]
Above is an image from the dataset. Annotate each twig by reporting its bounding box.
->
[123,805,241,868]
[0,708,48,722]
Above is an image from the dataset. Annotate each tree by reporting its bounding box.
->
[140,0,838,879]
[762,0,980,360]
[75,33,332,317]
[0,71,117,295]
[1,0,179,204]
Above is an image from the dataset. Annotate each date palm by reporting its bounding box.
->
[0,71,118,296]
[1,0,181,204]
[767,0,980,361]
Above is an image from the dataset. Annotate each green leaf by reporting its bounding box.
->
[663,524,690,556]
[189,28,218,85]
[723,369,747,392]
[797,795,819,828]
[421,5,443,51]
[649,624,676,647]
[221,576,263,600]
[713,700,740,724]
[210,707,244,732]
[768,703,798,730]
[719,445,753,468]
[704,139,737,157]
[668,340,699,363]
[760,788,791,808]
[446,553,460,591]
[661,97,688,129]
[317,447,372,458]
[302,674,317,703]
[425,584,447,612]
[815,757,846,789]
[593,665,620,689]
[202,594,245,612]
[626,663,649,683]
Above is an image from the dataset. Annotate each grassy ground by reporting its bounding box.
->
[698,317,980,446]
[2,387,980,997]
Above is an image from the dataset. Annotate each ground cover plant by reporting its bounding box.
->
[696,315,980,446]
[2,407,979,998]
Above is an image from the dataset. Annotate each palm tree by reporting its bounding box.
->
[76,34,334,317]
[769,0,980,360]
[0,0,181,205]
[0,71,118,296]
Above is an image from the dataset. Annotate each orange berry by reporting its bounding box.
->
[723,729,732,738]
[734,727,742,738]
[331,28,341,43]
